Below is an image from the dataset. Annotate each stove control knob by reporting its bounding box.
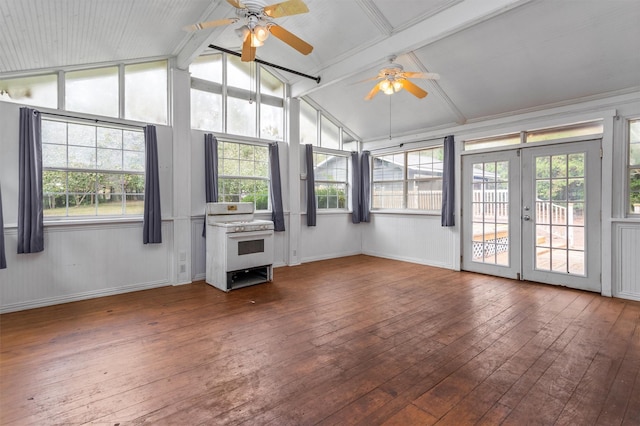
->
[240,226,245,231]
[235,226,241,232]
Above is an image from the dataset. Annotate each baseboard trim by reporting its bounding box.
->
[0,280,170,314]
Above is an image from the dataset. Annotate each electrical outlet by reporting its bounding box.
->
[180,264,186,273]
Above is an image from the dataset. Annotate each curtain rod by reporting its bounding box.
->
[368,136,446,152]
[208,44,321,84]
[40,111,146,129]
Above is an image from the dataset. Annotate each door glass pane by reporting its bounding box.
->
[534,153,586,276]
[471,161,509,266]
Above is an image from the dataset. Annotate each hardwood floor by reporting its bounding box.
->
[1,255,639,425]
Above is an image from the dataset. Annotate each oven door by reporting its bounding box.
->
[225,230,274,272]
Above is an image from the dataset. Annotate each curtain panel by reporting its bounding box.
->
[17,107,44,254]
[360,151,371,223]
[351,151,371,223]
[202,133,219,237]
[269,143,285,232]
[305,144,316,226]
[0,183,6,269]
[350,151,361,223]
[441,135,455,227]
[143,125,162,244]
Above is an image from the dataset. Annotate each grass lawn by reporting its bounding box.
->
[44,200,144,217]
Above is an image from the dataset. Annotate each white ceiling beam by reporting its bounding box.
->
[290,0,532,98]
[174,1,230,70]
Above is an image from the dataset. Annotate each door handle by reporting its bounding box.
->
[523,215,531,221]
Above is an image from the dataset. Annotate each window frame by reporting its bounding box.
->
[371,145,445,213]
[41,114,146,220]
[217,140,271,212]
[312,148,350,211]
[628,118,640,216]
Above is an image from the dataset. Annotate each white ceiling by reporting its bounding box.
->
[1,0,639,142]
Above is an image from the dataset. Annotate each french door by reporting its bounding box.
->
[462,140,601,292]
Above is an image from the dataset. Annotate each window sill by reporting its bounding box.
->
[370,209,440,216]
[44,216,144,227]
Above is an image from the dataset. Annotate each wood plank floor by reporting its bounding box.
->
[1,255,639,425]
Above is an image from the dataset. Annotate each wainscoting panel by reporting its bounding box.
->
[615,223,640,301]
[0,221,173,313]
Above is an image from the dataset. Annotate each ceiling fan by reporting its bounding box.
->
[184,0,313,62]
[363,57,440,100]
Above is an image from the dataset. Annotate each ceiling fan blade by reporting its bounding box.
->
[226,0,246,9]
[402,71,440,80]
[355,75,384,84]
[241,33,256,62]
[269,25,313,55]
[365,82,383,101]
[183,18,237,32]
[264,0,309,18]
[401,79,428,99]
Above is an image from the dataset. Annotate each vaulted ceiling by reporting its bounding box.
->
[1,0,639,142]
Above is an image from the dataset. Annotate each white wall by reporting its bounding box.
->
[0,101,175,312]
[2,82,639,312]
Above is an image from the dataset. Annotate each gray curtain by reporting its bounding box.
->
[143,125,162,244]
[441,135,455,227]
[202,133,218,237]
[305,144,316,226]
[17,107,44,254]
[352,151,370,223]
[360,151,371,223]
[269,143,285,232]
[351,151,361,223]
[0,183,6,269]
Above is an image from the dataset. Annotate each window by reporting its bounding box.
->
[313,151,348,209]
[41,117,145,218]
[629,119,640,214]
[124,61,167,124]
[190,54,283,140]
[372,146,444,212]
[0,74,57,108]
[218,141,270,211]
[66,67,119,117]
[300,99,317,145]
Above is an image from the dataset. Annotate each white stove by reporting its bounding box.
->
[205,202,274,292]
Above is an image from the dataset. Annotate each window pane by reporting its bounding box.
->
[98,148,122,170]
[260,68,283,97]
[321,115,339,149]
[66,67,119,117]
[190,54,222,83]
[67,172,97,215]
[190,89,223,132]
[260,103,283,140]
[43,170,67,216]
[68,123,96,147]
[464,134,520,151]
[43,144,67,168]
[218,142,270,211]
[125,61,167,124]
[97,174,124,216]
[124,174,145,215]
[0,74,57,108]
[69,146,96,169]
[342,131,358,151]
[97,127,122,149]
[227,55,252,89]
[227,96,256,137]
[124,151,144,172]
[123,130,145,151]
[372,182,404,209]
[527,121,603,143]
[300,100,317,145]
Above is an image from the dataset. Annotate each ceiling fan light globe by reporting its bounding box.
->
[379,80,391,92]
[250,33,264,46]
[392,80,403,92]
[254,25,269,42]
[383,86,394,95]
